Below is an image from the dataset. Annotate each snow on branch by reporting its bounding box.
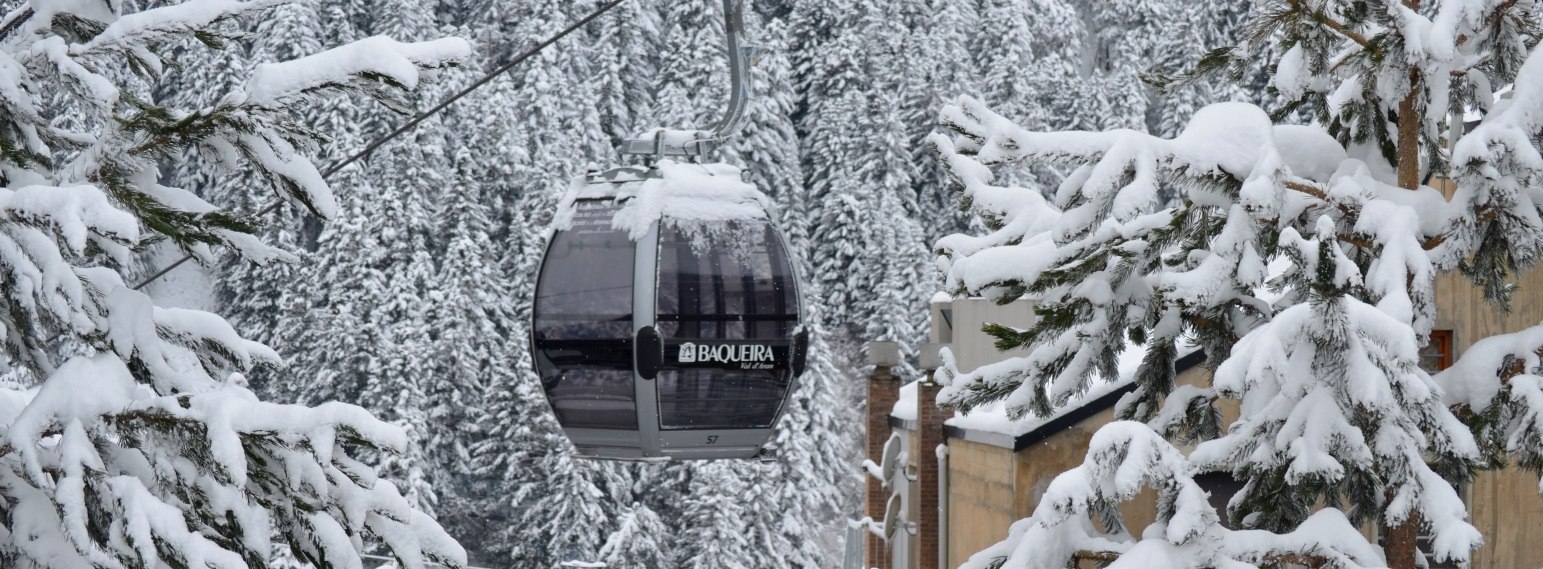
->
[958,422,1389,569]
[0,0,473,566]
[73,0,284,61]
[1436,322,1543,492]
[245,35,473,108]
[932,91,1490,567]
[1439,323,1543,410]
[1445,38,1543,303]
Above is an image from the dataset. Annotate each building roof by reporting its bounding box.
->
[890,349,1207,452]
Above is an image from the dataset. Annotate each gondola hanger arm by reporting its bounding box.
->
[618,0,752,161]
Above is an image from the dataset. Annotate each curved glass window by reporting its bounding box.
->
[532,200,636,430]
[655,222,798,430]
[656,222,798,340]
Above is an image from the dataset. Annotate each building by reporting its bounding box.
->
[862,192,1543,568]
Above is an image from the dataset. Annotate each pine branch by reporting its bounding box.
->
[0,6,32,42]
[1288,0,1371,48]
[1073,548,1332,567]
[1456,0,1522,47]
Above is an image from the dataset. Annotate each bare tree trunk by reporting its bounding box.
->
[1396,65,1424,192]
[1385,510,1423,569]
[1388,2,1426,568]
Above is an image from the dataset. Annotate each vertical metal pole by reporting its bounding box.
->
[938,447,948,569]
[842,522,865,569]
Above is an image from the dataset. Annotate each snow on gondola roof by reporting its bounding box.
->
[552,160,773,240]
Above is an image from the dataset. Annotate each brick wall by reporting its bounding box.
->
[917,378,944,569]
[866,366,899,569]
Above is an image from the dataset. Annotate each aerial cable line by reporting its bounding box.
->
[133,0,628,290]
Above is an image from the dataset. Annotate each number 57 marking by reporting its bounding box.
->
[706,435,719,445]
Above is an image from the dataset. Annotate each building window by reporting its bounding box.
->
[1194,472,1244,528]
[1420,330,1454,373]
[1418,329,1460,568]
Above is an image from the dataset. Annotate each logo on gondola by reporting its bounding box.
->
[677,342,776,368]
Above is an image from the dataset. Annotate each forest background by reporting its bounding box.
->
[129,0,1260,566]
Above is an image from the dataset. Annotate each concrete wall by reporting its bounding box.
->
[932,298,1037,373]
[937,364,1212,567]
[1430,252,1543,567]
[945,439,1016,569]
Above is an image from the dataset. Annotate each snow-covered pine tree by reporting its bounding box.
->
[904,0,977,241]
[0,0,472,566]
[930,1,1543,568]
[793,0,931,373]
[421,52,524,547]
[598,503,672,569]
[672,463,758,569]
[970,0,1047,131]
[591,0,662,149]
[469,1,629,564]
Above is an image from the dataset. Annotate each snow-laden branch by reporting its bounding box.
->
[931,2,1543,568]
[931,91,1496,569]
[958,422,1390,569]
[0,0,475,566]
[245,35,473,108]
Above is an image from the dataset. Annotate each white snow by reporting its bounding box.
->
[553,160,774,240]
[1437,323,1543,409]
[245,35,472,107]
[1272,45,1309,101]
[1274,125,1346,183]
[1166,102,1276,180]
[897,339,1181,437]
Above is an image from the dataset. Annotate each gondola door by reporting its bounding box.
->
[652,220,802,459]
[532,199,645,457]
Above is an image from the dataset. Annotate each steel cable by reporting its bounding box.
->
[134,0,628,289]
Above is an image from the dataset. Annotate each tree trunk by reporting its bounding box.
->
[1396,66,1423,191]
[1385,511,1423,569]
[1388,3,1426,568]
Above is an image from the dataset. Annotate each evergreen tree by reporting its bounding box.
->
[0,1,470,566]
[794,0,931,371]
[905,0,978,241]
[471,2,627,566]
[598,503,673,568]
[674,464,757,569]
[931,1,1543,568]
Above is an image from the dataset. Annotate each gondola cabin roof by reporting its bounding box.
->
[553,161,773,240]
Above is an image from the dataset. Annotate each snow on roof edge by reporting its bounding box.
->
[890,347,1207,449]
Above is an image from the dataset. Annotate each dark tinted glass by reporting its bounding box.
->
[532,200,636,430]
[654,221,799,430]
[656,368,790,430]
[656,223,798,340]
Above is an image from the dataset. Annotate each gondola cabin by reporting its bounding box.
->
[531,162,807,460]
